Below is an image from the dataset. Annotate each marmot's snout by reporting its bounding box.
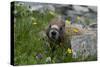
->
[46,17,65,42]
[49,28,59,40]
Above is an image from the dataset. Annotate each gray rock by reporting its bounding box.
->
[71,32,97,60]
[67,10,82,16]
[88,6,97,13]
[73,5,89,12]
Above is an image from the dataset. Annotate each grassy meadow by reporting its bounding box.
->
[13,3,97,65]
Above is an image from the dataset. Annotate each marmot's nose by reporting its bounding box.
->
[52,31,56,36]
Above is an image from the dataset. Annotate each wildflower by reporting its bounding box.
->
[77,16,81,20]
[46,57,51,63]
[71,16,76,24]
[66,48,72,54]
[73,28,79,33]
[33,22,37,25]
[65,20,71,25]
[36,53,43,59]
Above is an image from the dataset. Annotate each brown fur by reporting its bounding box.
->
[46,17,65,43]
[46,17,71,51]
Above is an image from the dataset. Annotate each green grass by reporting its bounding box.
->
[14,4,97,65]
[14,5,57,65]
[14,11,75,65]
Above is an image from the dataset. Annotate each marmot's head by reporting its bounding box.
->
[46,18,65,42]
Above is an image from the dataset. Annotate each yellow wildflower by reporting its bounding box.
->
[77,16,80,20]
[66,48,72,54]
[33,22,37,25]
[73,28,79,33]
[65,20,71,25]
